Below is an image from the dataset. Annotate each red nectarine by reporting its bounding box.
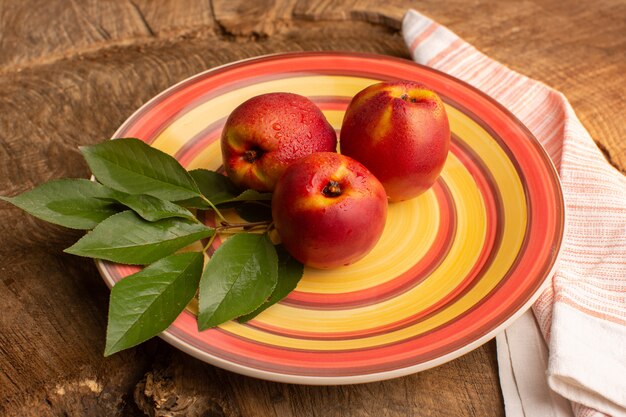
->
[221,93,337,192]
[340,81,450,202]
[272,152,387,269]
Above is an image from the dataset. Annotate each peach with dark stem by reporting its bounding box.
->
[272,152,387,269]
[221,92,337,192]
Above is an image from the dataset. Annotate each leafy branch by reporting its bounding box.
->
[0,138,303,356]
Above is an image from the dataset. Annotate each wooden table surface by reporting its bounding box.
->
[1,1,624,416]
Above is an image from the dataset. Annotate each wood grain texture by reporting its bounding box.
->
[0,0,624,416]
[132,343,501,417]
[213,0,296,36]
[0,0,150,71]
[130,0,215,36]
[293,0,408,29]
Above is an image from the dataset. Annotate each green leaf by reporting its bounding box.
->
[105,252,204,356]
[65,210,213,264]
[226,189,273,204]
[0,179,119,229]
[174,198,208,210]
[198,233,278,329]
[176,170,272,209]
[188,169,239,206]
[102,191,196,222]
[238,246,304,322]
[80,138,201,201]
[235,201,272,223]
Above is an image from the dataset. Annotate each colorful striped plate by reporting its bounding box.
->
[97,52,564,384]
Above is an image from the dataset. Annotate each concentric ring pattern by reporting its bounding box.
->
[97,52,564,384]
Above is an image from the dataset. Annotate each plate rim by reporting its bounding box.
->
[96,51,565,385]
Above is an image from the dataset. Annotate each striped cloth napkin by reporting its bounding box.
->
[402,10,626,417]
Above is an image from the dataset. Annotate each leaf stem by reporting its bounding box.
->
[219,220,271,229]
[216,229,267,235]
[215,220,272,234]
[203,232,218,253]
[200,196,227,223]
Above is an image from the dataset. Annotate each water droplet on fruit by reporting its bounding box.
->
[272,123,282,131]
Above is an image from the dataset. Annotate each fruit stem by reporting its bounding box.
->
[244,149,259,163]
[322,180,342,197]
[400,93,418,103]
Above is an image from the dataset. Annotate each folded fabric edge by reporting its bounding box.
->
[548,302,626,417]
[496,330,525,417]
[498,311,575,417]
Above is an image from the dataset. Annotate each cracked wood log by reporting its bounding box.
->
[0,0,624,416]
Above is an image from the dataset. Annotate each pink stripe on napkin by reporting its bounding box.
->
[403,10,626,417]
